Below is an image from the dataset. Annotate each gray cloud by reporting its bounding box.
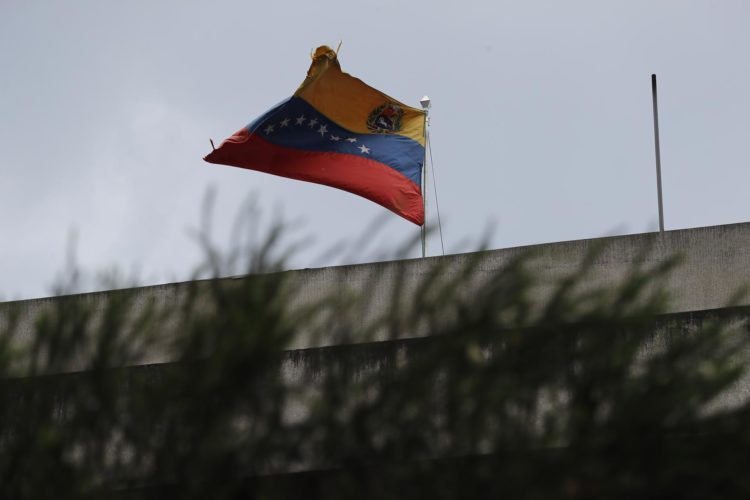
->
[1,0,748,299]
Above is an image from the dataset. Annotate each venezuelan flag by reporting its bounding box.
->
[204,46,426,225]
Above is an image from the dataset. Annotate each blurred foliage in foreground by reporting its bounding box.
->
[1,215,750,499]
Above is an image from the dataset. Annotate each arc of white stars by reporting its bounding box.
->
[261,116,370,154]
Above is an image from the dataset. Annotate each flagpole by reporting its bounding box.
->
[420,96,431,258]
[651,74,665,233]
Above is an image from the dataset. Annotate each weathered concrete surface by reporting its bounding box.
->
[2,222,750,371]
[3,305,749,483]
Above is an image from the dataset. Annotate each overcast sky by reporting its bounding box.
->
[2,1,749,300]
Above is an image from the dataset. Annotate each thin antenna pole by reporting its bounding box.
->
[651,74,665,233]
[420,96,431,257]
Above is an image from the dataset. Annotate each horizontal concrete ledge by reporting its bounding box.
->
[2,221,750,369]
[3,305,750,483]
[6,303,749,383]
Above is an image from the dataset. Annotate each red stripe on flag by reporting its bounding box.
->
[204,131,424,225]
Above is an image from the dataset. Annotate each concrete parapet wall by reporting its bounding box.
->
[2,222,750,371]
[2,305,749,481]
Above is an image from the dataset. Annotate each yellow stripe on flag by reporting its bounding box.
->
[294,46,426,147]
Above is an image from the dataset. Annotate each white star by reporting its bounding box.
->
[346,137,357,143]
[330,135,341,141]
[295,115,306,125]
[317,124,328,136]
[358,144,370,154]
[263,124,275,134]
[280,118,290,127]
[308,118,319,128]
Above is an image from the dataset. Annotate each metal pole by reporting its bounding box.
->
[651,74,665,233]
[420,96,431,257]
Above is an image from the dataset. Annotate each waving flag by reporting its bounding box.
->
[204,46,426,225]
